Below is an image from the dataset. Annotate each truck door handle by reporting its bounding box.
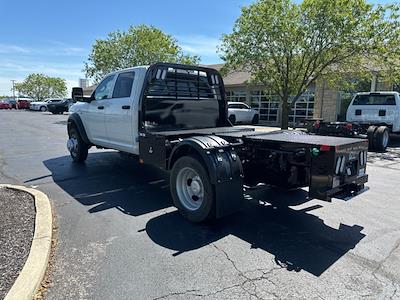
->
[97,106,104,110]
[122,105,130,109]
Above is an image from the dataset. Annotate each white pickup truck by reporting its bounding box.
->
[311,92,400,151]
[67,63,369,222]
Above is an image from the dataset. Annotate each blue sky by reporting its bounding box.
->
[0,0,391,95]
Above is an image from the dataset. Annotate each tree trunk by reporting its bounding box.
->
[281,96,289,129]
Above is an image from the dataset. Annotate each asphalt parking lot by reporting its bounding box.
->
[1,110,400,299]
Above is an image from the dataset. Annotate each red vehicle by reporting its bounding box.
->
[17,99,30,109]
[0,101,11,109]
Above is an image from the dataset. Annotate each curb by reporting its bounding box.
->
[1,184,52,300]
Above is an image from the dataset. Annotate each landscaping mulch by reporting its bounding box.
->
[0,187,35,299]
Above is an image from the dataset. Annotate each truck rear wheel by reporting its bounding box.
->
[170,156,215,223]
[374,126,389,152]
[367,125,377,150]
[67,127,88,162]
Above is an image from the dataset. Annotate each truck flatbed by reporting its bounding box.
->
[153,125,365,147]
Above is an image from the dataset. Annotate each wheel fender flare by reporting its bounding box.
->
[168,135,244,218]
[67,113,91,145]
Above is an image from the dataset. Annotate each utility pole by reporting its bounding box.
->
[11,80,17,109]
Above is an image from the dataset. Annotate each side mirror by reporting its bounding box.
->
[72,87,84,102]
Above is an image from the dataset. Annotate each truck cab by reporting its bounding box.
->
[346,91,400,132]
[69,67,147,153]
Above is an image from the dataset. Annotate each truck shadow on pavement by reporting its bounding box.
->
[43,152,172,216]
[43,151,365,277]
[368,135,400,164]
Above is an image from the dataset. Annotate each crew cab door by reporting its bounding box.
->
[82,75,115,145]
[105,71,138,153]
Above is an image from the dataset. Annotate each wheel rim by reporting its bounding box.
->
[176,167,204,211]
[382,130,389,148]
[41,107,46,111]
[67,134,79,157]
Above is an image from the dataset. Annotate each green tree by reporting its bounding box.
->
[14,74,67,101]
[84,24,200,82]
[220,0,400,129]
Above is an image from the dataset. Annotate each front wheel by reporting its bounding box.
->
[67,127,88,162]
[40,106,47,112]
[170,156,215,223]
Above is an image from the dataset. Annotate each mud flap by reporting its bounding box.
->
[169,135,245,218]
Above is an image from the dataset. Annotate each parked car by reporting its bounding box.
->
[30,99,62,111]
[6,99,17,109]
[0,101,11,109]
[228,102,259,124]
[47,99,74,114]
[17,99,31,109]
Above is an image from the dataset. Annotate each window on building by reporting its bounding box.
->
[247,88,314,125]
[249,91,280,124]
[289,91,315,124]
[226,90,246,102]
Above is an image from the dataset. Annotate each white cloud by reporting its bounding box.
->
[177,35,221,57]
[0,44,31,54]
[0,43,87,57]
[0,60,84,78]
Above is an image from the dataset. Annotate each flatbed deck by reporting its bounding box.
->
[152,125,364,147]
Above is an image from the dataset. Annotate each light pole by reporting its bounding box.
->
[11,80,16,109]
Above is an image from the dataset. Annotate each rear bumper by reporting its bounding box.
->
[324,174,368,199]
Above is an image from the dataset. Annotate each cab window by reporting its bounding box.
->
[112,72,135,98]
[94,75,115,100]
[353,94,396,105]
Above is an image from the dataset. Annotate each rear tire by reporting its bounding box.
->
[252,114,259,125]
[40,106,47,112]
[374,126,389,152]
[67,127,88,162]
[367,125,377,151]
[170,156,215,223]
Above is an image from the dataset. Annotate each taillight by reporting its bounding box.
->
[340,156,346,173]
[345,123,353,130]
[359,151,367,165]
[320,144,330,152]
[313,121,321,129]
[335,157,342,174]
[335,156,347,175]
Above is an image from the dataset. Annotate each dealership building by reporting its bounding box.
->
[83,63,393,126]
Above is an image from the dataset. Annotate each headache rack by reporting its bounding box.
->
[140,63,229,132]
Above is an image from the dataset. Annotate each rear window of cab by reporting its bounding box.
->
[353,94,396,105]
